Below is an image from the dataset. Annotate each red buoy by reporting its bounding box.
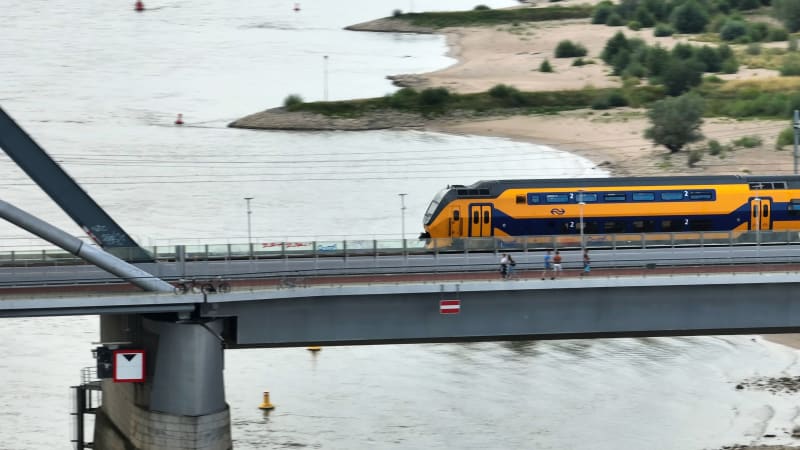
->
[174,113,184,125]
[134,1,145,11]
[293,3,300,11]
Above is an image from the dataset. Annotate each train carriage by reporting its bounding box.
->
[420,176,800,243]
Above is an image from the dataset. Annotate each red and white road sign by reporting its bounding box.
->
[440,299,460,314]
[113,349,145,383]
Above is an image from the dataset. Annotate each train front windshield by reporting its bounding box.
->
[423,188,448,225]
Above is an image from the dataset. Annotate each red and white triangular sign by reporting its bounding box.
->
[113,349,145,382]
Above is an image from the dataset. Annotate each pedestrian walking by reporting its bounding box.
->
[552,250,562,279]
[581,249,590,277]
[499,253,509,279]
[506,254,516,279]
[541,249,552,280]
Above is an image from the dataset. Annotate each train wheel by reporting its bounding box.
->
[202,283,216,294]
[218,282,231,293]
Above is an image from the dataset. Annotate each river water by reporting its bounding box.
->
[1,1,800,449]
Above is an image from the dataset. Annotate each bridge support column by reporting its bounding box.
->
[93,314,231,450]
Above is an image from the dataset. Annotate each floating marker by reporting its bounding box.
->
[293,3,300,11]
[258,391,275,410]
[307,346,321,351]
[134,1,144,11]
[174,113,184,125]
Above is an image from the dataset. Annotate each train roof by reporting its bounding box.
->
[457,175,800,191]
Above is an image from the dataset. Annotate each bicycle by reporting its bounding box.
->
[174,277,231,294]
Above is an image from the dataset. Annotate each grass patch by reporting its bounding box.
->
[735,46,788,70]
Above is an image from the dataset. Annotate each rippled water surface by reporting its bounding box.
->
[2,1,800,449]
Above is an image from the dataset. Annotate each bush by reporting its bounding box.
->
[607,12,624,26]
[645,92,705,153]
[540,59,554,72]
[283,94,304,109]
[732,135,763,148]
[773,0,800,32]
[708,139,723,155]
[746,43,762,55]
[688,148,704,167]
[592,1,615,24]
[720,20,748,41]
[487,84,527,106]
[627,20,642,30]
[474,4,491,10]
[418,87,450,107]
[781,54,800,75]
[776,127,795,149]
[572,57,593,66]
[653,23,675,36]
[790,37,799,52]
[555,40,588,58]
[767,27,789,42]
[388,87,418,109]
[721,57,739,73]
[393,9,403,17]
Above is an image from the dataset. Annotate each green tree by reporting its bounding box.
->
[540,59,554,72]
[773,0,800,32]
[670,0,709,33]
[661,59,703,95]
[645,93,705,153]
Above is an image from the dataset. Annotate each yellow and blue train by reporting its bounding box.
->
[421,176,800,239]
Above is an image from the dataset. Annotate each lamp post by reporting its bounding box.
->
[399,193,407,241]
[244,197,253,249]
[754,193,761,264]
[323,55,329,101]
[578,190,586,254]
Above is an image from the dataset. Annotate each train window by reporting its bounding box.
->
[604,221,626,233]
[632,192,655,201]
[546,194,569,203]
[527,194,540,204]
[689,191,713,200]
[773,182,787,189]
[469,189,479,195]
[458,189,468,195]
[689,219,713,231]
[483,211,490,224]
[661,219,683,231]
[753,206,758,218]
[790,200,800,216]
[479,189,490,195]
[453,210,460,221]
[584,222,600,234]
[763,205,769,218]
[473,211,480,224]
[604,193,626,202]
[577,192,598,202]
[516,195,526,204]
[749,182,770,190]
[661,192,684,201]
[632,220,656,232]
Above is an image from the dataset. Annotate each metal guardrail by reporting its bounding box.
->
[0,230,798,268]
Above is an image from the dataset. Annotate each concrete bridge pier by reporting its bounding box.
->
[93,314,232,450]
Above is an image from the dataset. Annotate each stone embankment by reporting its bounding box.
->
[229,108,426,131]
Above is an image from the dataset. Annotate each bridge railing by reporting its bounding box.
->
[1,230,799,267]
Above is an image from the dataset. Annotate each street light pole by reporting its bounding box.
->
[578,190,585,254]
[323,55,329,102]
[793,109,799,174]
[399,193,407,241]
[244,197,253,246]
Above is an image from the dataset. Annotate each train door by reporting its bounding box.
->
[449,207,463,237]
[469,204,493,237]
[749,198,772,231]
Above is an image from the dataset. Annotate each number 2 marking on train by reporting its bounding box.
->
[569,221,575,229]
[684,190,689,197]
[684,218,689,226]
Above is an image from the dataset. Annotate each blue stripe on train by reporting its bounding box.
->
[491,202,796,235]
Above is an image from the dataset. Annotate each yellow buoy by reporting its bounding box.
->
[306,346,321,351]
[258,391,275,410]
